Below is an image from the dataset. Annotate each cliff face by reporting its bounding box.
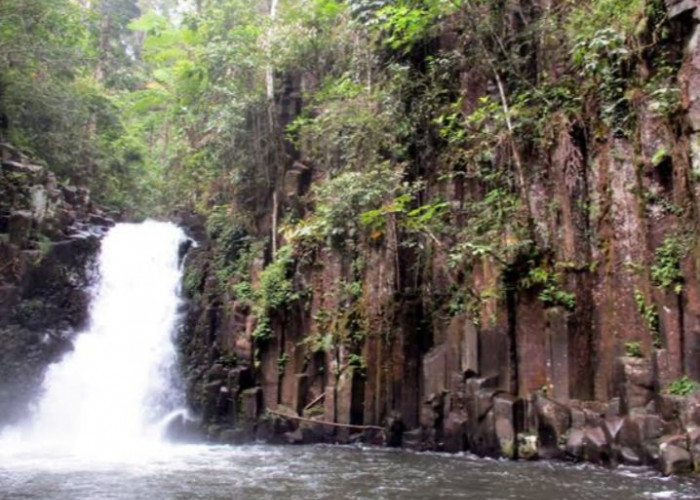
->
[180,1,700,474]
[0,144,112,425]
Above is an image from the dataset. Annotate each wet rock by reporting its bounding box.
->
[88,214,115,227]
[666,0,700,19]
[386,414,405,447]
[534,395,570,458]
[220,428,248,444]
[495,417,515,458]
[620,447,643,466]
[657,394,683,422]
[207,363,227,381]
[606,398,622,417]
[660,434,689,450]
[618,415,646,462]
[284,428,305,444]
[565,429,585,460]
[660,444,693,475]
[0,232,100,425]
[165,414,204,442]
[402,428,426,451]
[678,398,700,430]
[242,387,263,420]
[602,416,624,443]
[178,238,193,265]
[644,413,663,441]
[442,413,467,453]
[8,210,33,245]
[517,433,539,460]
[619,357,654,411]
[570,408,586,429]
[583,426,611,465]
[468,408,499,456]
[492,394,516,458]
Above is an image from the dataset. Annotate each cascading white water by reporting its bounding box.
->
[18,220,188,455]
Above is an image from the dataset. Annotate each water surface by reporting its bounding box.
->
[1,444,699,500]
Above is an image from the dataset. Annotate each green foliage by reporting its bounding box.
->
[376,3,437,53]
[651,147,668,167]
[286,166,403,250]
[447,188,530,273]
[288,66,414,181]
[521,266,576,311]
[651,235,690,294]
[232,280,256,305]
[624,341,643,358]
[183,266,204,298]
[252,316,273,343]
[568,0,646,41]
[277,352,289,372]
[258,246,299,312]
[0,0,156,211]
[666,376,699,397]
[301,273,367,376]
[206,207,253,294]
[572,28,631,131]
[361,193,449,246]
[648,83,682,119]
[634,289,661,348]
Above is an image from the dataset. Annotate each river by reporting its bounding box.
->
[1,443,699,499]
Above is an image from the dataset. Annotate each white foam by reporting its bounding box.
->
[2,221,187,460]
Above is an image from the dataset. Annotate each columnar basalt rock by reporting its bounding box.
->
[176,2,700,475]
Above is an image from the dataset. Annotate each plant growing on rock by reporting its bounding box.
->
[651,234,691,294]
[666,376,699,397]
[634,289,661,348]
[624,341,643,358]
[520,266,576,311]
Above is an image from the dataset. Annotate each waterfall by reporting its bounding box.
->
[19,221,188,454]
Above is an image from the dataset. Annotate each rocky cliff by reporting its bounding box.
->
[178,0,700,475]
[0,144,112,425]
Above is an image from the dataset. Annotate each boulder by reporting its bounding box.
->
[493,394,517,458]
[618,415,646,462]
[8,210,33,245]
[495,416,515,458]
[220,428,248,444]
[241,387,263,420]
[660,434,689,450]
[442,412,467,453]
[402,428,426,451]
[517,433,539,460]
[660,444,693,475]
[583,426,611,465]
[565,429,585,460]
[602,416,624,443]
[620,447,643,466]
[534,394,570,458]
[665,0,700,19]
[618,357,654,411]
[283,428,305,444]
